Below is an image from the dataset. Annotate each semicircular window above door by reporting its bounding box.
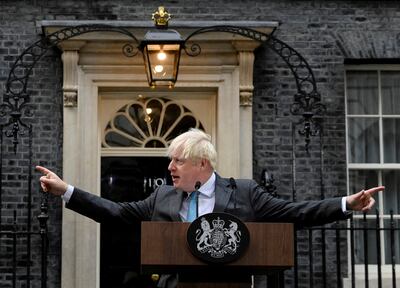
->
[102,97,205,148]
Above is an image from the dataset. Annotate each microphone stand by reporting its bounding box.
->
[194,181,201,219]
[229,177,237,211]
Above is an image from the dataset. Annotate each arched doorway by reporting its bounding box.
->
[99,95,210,287]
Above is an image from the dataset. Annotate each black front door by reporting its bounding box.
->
[100,157,171,288]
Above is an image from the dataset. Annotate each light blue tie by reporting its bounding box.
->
[186,191,199,222]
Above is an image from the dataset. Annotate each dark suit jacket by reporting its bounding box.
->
[67,174,348,226]
[66,174,349,288]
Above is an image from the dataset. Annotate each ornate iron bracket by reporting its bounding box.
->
[1,25,139,153]
[184,25,326,150]
[1,24,325,152]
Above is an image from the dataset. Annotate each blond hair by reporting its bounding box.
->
[167,128,217,169]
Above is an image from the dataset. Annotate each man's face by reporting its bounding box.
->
[168,152,202,192]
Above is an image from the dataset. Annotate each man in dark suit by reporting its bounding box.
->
[36,128,384,287]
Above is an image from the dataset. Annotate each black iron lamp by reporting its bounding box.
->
[139,7,185,88]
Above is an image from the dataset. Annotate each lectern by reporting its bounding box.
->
[141,222,294,288]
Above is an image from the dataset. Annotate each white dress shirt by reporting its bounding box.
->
[62,184,74,203]
[179,172,216,221]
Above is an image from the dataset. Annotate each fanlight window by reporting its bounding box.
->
[102,97,204,148]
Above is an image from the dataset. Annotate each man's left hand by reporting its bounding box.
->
[346,186,385,212]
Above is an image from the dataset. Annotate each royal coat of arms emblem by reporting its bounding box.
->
[187,212,250,264]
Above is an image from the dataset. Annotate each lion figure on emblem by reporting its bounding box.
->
[196,218,212,250]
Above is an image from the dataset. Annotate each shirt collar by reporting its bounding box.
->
[198,172,216,198]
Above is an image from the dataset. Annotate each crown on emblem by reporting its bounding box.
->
[212,217,225,229]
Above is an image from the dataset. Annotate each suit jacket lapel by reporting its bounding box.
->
[213,175,232,213]
[169,189,184,222]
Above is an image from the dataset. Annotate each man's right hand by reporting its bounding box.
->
[36,166,68,196]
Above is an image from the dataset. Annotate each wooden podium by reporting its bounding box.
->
[141,222,294,288]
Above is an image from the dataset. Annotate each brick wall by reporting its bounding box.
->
[1,1,399,287]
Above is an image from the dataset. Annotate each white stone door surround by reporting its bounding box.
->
[40,20,278,288]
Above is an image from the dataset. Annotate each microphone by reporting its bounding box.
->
[229,177,237,210]
[195,181,201,190]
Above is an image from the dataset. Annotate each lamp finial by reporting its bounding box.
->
[152,6,171,28]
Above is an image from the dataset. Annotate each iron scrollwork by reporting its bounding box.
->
[1,25,140,153]
[2,24,326,152]
[184,25,269,57]
[183,25,326,150]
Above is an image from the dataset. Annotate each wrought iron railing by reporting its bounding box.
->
[280,211,399,288]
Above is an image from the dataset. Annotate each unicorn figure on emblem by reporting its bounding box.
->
[225,221,241,251]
